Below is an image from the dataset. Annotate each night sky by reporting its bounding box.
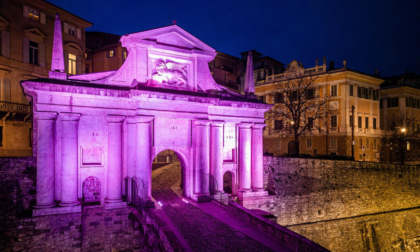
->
[49,0,420,77]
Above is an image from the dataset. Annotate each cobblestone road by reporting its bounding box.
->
[152,163,273,252]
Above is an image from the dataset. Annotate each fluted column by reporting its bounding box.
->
[238,123,252,192]
[135,116,154,200]
[106,115,125,203]
[59,113,81,207]
[251,124,265,191]
[34,112,57,209]
[126,117,137,202]
[210,121,224,194]
[194,120,211,195]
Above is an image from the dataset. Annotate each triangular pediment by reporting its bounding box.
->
[123,25,215,53]
[24,28,46,43]
[0,15,9,30]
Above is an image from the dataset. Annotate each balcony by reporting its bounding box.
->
[0,101,31,121]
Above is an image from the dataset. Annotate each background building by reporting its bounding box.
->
[380,72,420,164]
[256,59,384,161]
[0,0,91,156]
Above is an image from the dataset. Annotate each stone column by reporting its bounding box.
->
[238,123,252,192]
[34,112,57,209]
[251,124,265,191]
[210,121,224,194]
[106,115,125,203]
[126,117,137,202]
[59,113,81,207]
[194,120,211,196]
[135,116,154,200]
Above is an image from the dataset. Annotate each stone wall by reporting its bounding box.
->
[245,156,420,251]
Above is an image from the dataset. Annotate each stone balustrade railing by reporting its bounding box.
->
[0,101,31,114]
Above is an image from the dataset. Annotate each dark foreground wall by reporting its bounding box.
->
[251,157,420,251]
[0,157,176,251]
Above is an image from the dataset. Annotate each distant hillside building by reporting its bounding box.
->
[255,59,384,161]
[0,0,91,157]
[380,72,420,164]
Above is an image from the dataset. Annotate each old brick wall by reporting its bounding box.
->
[249,156,420,251]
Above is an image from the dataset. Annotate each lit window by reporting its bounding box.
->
[123,51,127,60]
[68,53,76,75]
[28,7,40,21]
[107,49,115,58]
[29,41,38,65]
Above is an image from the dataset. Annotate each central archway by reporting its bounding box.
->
[151,149,187,204]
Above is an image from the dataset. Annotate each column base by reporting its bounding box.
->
[59,201,80,207]
[251,187,266,192]
[192,193,212,203]
[33,205,81,216]
[34,202,56,209]
[105,198,123,203]
[237,190,268,201]
[105,201,127,210]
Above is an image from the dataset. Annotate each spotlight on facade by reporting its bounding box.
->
[401,128,406,133]
[182,199,189,204]
[158,201,163,207]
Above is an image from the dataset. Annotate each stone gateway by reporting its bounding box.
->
[22,16,271,216]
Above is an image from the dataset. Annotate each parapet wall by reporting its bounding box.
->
[245,156,420,251]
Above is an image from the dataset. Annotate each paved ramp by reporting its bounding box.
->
[151,163,290,252]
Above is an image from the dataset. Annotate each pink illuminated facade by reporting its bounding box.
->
[22,19,271,215]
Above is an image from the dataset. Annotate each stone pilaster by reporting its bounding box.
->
[238,123,252,192]
[210,121,224,194]
[59,113,81,207]
[126,117,137,202]
[34,112,57,209]
[106,115,125,204]
[251,124,265,191]
[193,120,211,197]
[134,116,154,200]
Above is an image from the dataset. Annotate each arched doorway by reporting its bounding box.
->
[288,141,296,155]
[223,171,234,194]
[151,149,184,203]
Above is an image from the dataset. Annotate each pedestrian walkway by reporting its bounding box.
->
[151,163,290,252]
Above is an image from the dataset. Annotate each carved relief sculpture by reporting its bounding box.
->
[152,59,188,86]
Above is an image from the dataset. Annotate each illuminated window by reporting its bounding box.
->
[29,41,38,65]
[28,7,40,21]
[107,49,115,58]
[123,51,127,60]
[68,53,76,75]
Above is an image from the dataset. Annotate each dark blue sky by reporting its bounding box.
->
[50,0,420,77]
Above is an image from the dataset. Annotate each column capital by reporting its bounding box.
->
[58,112,81,121]
[252,123,266,130]
[34,111,57,120]
[127,115,154,124]
[238,122,253,129]
[194,119,211,126]
[106,115,125,123]
[211,120,225,127]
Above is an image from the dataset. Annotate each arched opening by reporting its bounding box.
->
[223,171,234,194]
[288,141,296,155]
[151,149,184,203]
[82,176,101,205]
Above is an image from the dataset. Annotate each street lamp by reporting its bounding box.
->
[400,127,406,165]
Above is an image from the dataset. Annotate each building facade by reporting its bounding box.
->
[0,0,91,156]
[380,73,420,164]
[256,59,384,161]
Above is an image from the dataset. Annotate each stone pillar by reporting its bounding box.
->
[34,112,57,209]
[238,123,252,192]
[59,113,81,207]
[135,116,154,200]
[194,120,211,196]
[126,118,137,202]
[210,121,224,194]
[251,124,265,191]
[106,115,125,203]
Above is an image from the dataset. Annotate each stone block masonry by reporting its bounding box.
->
[244,156,420,251]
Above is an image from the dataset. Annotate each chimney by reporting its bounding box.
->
[315,58,319,66]
[244,51,255,97]
[49,14,67,80]
[328,61,335,70]
[323,56,326,66]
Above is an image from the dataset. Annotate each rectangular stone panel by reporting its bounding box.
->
[154,118,190,148]
[81,146,103,166]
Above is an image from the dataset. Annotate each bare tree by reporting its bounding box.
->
[381,107,420,164]
[266,71,333,155]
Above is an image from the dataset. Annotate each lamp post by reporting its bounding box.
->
[401,127,406,165]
